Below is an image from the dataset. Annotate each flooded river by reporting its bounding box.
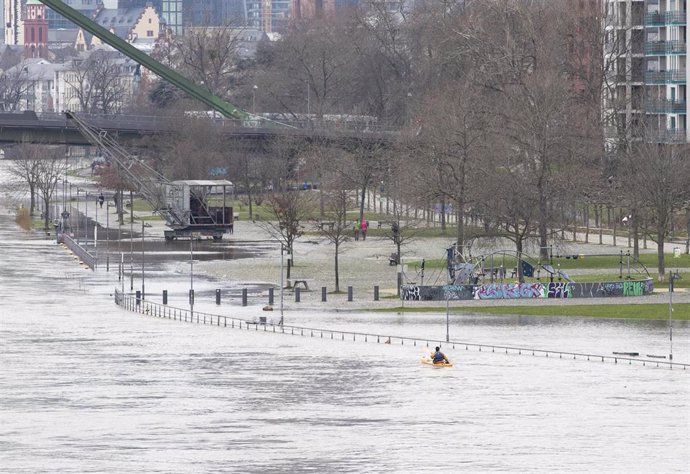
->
[1,190,689,472]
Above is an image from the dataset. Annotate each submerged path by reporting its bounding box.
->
[115,290,689,371]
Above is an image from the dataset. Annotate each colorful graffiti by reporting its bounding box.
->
[547,282,571,299]
[400,279,653,301]
[474,283,544,300]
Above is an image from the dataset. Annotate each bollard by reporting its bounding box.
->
[295,287,301,303]
[347,286,353,302]
[242,288,248,306]
[162,289,168,305]
[189,289,194,306]
[215,289,221,305]
[268,287,274,305]
[321,286,327,302]
[374,285,379,301]
[136,290,141,306]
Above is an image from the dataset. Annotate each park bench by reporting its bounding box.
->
[317,221,335,231]
[288,278,312,291]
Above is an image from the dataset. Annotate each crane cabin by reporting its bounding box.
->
[163,180,234,240]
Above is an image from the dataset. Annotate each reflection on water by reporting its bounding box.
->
[1,208,688,472]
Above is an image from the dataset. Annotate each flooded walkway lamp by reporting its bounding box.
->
[141,220,145,300]
[280,244,288,326]
[669,270,681,361]
[190,236,195,318]
[446,292,450,343]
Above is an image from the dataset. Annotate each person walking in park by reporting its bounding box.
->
[360,219,368,240]
[353,220,360,241]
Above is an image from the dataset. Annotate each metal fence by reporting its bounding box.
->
[114,290,688,371]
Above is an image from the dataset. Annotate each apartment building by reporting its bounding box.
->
[644,0,688,143]
[604,0,688,144]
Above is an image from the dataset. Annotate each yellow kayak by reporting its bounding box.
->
[421,357,453,368]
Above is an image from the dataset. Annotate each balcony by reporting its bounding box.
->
[645,99,687,113]
[645,40,687,55]
[645,69,686,83]
[648,128,688,143]
[645,11,687,26]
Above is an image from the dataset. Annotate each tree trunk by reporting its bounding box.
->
[29,184,36,216]
[334,242,340,293]
[359,186,367,222]
[43,196,51,231]
[632,208,640,258]
[440,196,446,232]
[247,187,254,220]
[612,208,617,246]
[516,234,525,284]
[456,204,465,250]
[657,232,666,282]
[686,210,690,254]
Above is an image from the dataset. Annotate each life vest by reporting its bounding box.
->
[432,351,445,363]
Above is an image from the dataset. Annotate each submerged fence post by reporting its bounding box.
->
[162,289,168,305]
[268,287,274,305]
[295,287,301,303]
[374,285,379,301]
[242,288,248,306]
[348,286,353,302]
[321,286,327,302]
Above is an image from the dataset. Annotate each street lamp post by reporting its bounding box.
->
[190,236,195,319]
[84,191,89,244]
[141,220,145,300]
[280,244,285,326]
[94,194,98,269]
[106,202,110,272]
[76,189,80,244]
[446,293,450,343]
[668,270,681,361]
[130,197,134,291]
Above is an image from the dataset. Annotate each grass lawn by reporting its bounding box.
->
[421,252,690,270]
[380,303,690,321]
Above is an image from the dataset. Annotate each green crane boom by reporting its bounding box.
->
[39,0,250,120]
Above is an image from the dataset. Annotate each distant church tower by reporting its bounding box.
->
[23,0,48,58]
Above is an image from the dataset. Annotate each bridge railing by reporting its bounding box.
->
[34,111,392,133]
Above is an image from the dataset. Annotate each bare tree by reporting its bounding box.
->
[411,79,486,248]
[313,187,352,292]
[175,24,248,101]
[0,62,30,111]
[255,16,355,119]
[624,141,690,281]
[8,144,42,215]
[65,50,133,114]
[35,150,69,230]
[257,191,314,279]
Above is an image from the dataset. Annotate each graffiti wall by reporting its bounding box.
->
[400,279,654,301]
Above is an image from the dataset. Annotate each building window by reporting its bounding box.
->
[147,30,154,37]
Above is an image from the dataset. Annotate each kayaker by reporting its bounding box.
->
[432,346,450,365]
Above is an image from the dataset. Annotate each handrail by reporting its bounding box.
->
[60,233,96,270]
[114,290,688,371]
